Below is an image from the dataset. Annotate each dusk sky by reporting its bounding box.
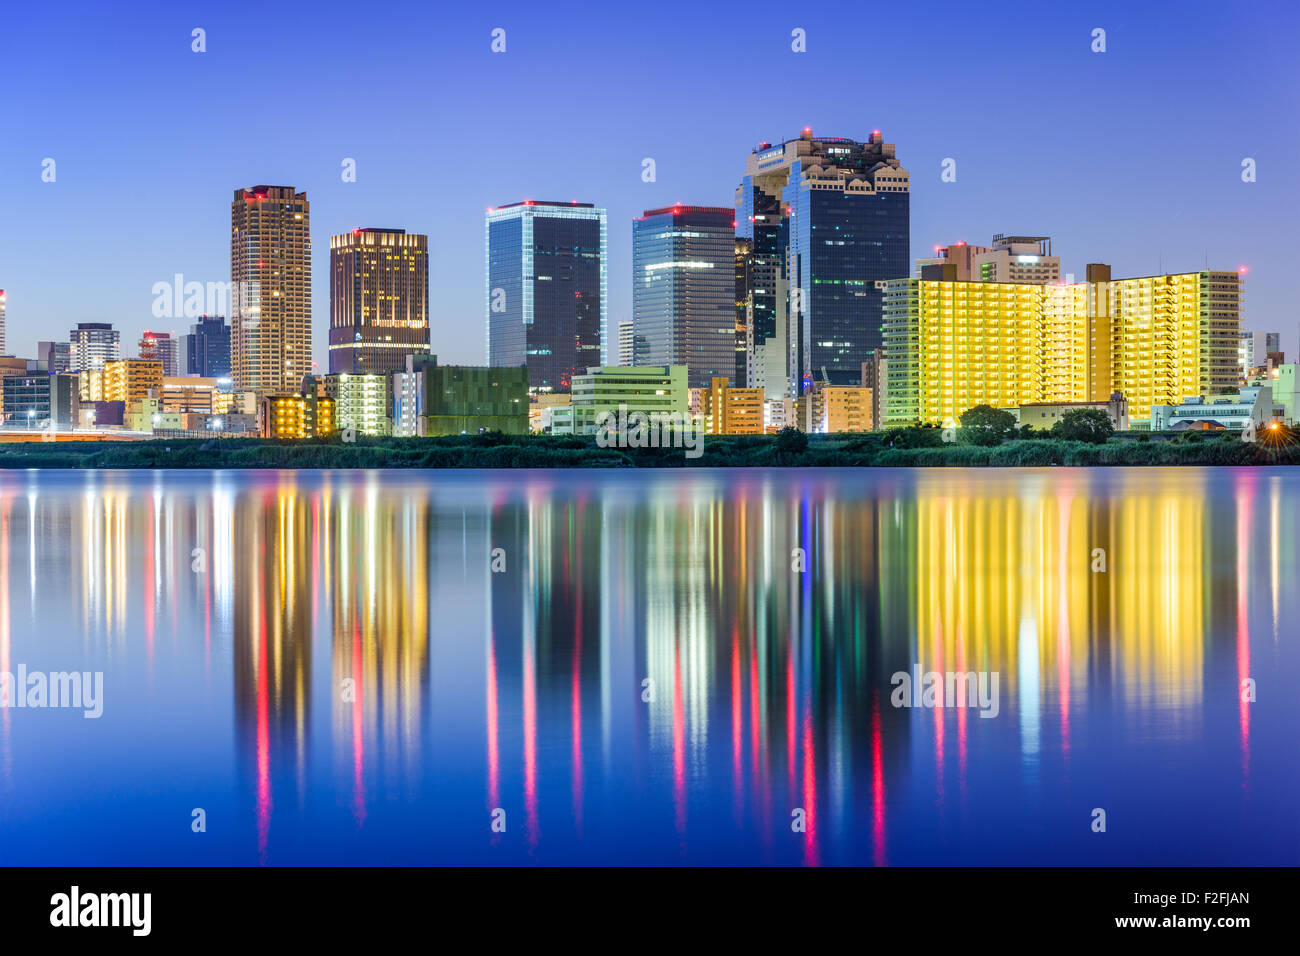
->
[2,0,1297,365]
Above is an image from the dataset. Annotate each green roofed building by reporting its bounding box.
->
[389,354,529,436]
[557,365,688,435]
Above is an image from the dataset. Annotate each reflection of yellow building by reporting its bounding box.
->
[898,473,1205,717]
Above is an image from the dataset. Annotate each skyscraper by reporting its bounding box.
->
[329,228,430,374]
[181,315,231,378]
[139,330,180,377]
[230,185,311,394]
[69,322,120,371]
[486,201,606,394]
[0,289,6,356]
[632,205,736,389]
[734,238,750,385]
[737,129,910,396]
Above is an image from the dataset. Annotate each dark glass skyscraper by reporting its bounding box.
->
[736,129,909,394]
[486,201,606,394]
[183,314,231,378]
[632,205,735,388]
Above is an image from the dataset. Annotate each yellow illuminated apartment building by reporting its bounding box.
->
[78,367,105,403]
[807,385,873,433]
[104,359,164,407]
[260,393,335,439]
[695,377,764,434]
[883,269,1242,426]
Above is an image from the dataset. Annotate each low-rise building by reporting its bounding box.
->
[2,373,80,428]
[565,365,687,435]
[529,393,572,433]
[160,376,221,415]
[802,385,873,433]
[693,376,764,435]
[258,376,336,438]
[1150,385,1278,433]
[328,372,391,436]
[1017,393,1129,432]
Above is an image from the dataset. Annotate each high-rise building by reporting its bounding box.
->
[231,185,311,394]
[917,235,1061,284]
[486,201,606,394]
[0,289,6,355]
[69,322,120,371]
[734,238,751,386]
[37,340,72,374]
[736,128,909,397]
[329,228,430,375]
[617,320,635,366]
[632,205,736,389]
[139,330,180,377]
[882,269,1243,426]
[181,315,231,379]
[104,358,164,407]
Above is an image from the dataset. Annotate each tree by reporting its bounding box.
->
[774,426,808,456]
[1051,408,1115,444]
[958,405,1017,446]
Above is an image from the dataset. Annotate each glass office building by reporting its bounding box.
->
[632,205,735,388]
[486,201,606,394]
[737,129,909,395]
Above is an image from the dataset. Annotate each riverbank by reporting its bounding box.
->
[0,429,1297,468]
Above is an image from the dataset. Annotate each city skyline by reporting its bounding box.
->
[1,0,1296,369]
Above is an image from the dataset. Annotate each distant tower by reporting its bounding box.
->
[69,322,121,371]
[230,185,311,394]
[182,315,231,378]
[0,289,6,355]
[329,228,430,374]
[486,201,606,394]
[139,330,180,377]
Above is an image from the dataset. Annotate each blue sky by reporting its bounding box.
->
[1,0,1297,365]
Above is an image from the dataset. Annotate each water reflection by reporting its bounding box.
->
[0,468,1294,865]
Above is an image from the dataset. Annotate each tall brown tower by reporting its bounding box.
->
[231,186,311,394]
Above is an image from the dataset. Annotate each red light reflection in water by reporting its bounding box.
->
[523,623,538,849]
[1235,482,1252,784]
[871,692,887,866]
[255,593,272,864]
[731,628,742,823]
[801,703,819,866]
